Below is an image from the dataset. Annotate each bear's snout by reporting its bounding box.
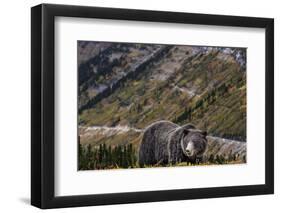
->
[185,142,194,156]
[186,149,191,155]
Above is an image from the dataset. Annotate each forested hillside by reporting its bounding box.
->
[78,41,247,169]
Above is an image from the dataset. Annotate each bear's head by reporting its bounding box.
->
[180,124,207,160]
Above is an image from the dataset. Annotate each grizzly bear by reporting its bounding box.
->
[138,121,207,167]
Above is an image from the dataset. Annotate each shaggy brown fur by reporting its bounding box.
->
[138,121,207,167]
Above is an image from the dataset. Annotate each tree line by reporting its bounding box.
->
[79,143,137,170]
[78,142,246,170]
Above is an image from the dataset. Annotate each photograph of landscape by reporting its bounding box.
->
[78,41,247,170]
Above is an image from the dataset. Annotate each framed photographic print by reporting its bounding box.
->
[31,3,274,209]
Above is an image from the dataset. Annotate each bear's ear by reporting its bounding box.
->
[182,123,196,130]
[201,131,207,137]
[183,128,190,135]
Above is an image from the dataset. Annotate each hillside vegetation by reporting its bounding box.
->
[78,41,246,168]
[79,126,246,170]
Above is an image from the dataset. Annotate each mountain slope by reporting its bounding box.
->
[78,43,246,142]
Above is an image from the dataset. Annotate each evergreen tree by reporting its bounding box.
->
[106,144,111,166]
[86,144,93,169]
[123,145,127,168]
[98,144,103,163]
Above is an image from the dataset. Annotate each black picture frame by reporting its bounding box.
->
[31,3,274,209]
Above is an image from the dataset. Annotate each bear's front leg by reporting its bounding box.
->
[168,148,180,165]
[168,154,177,165]
[195,156,203,164]
[186,156,203,165]
[168,138,185,165]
